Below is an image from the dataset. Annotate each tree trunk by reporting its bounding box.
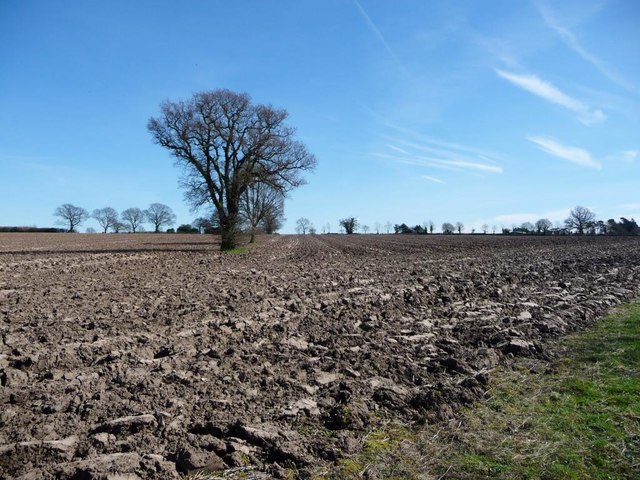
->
[220,210,239,251]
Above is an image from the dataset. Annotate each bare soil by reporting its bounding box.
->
[1,233,639,479]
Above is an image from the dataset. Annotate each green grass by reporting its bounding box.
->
[222,246,248,254]
[320,302,640,479]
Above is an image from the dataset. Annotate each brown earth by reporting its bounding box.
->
[1,233,640,479]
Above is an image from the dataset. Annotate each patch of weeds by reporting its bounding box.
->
[223,247,248,254]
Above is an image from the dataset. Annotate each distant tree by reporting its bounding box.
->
[384,221,392,234]
[309,225,317,234]
[455,221,464,234]
[177,224,198,233]
[324,223,331,234]
[607,217,640,236]
[520,222,535,233]
[54,204,89,232]
[241,183,285,243]
[375,222,381,234]
[86,227,96,234]
[261,207,284,234]
[340,217,358,234]
[148,88,317,250]
[482,224,489,234]
[92,207,119,233]
[413,225,425,234]
[362,224,370,234]
[193,217,210,234]
[394,223,409,234]
[122,208,145,233]
[145,203,176,233]
[442,222,455,234]
[535,218,552,234]
[428,221,435,234]
[595,220,608,235]
[492,225,497,234]
[296,217,312,234]
[113,220,126,233]
[565,206,596,234]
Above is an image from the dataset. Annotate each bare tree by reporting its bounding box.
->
[262,208,284,234]
[340,217,358,234]
[122,208,145,233]
[241,183,285,243]
[92,207,119,233]
[362,224,370,234]
[296,217,311,234]
[492,225,497,234]
[535,218,552,234]
[520,222,535,233]
[565,206,596,234]
[54,204,89,232]
[384,221,392,234]
[455,221,464,234]
[374,222,381,234]
[148,89,317,250]
[442,222,455,234]
[482,223,489,234]
[145,203,176,233]
[428,220,435,234]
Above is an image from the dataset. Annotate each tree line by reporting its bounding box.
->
[53,197,285,237]
[54,203,177,233]
[294,207,640,236]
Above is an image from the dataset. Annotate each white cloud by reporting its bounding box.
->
[493,208,571,225]
[527,136,602,170]
[353,0,411,78]
[421,175,445,184]
[386,144,410,155]
[424,157,503,174]
[386,139,504,174]
[496,69,606,126]
[535,1,640,95]
[620,150,638,163]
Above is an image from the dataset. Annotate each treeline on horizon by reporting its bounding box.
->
[296,206,640,236]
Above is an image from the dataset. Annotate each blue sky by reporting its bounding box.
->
[1,0,638,233]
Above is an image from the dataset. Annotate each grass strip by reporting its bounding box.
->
[325,302,640,479]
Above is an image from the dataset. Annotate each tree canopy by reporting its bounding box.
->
[148,89,316,250]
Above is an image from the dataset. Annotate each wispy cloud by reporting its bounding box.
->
[380,142,504,175]
[527,136,602,170]
[421,175,445,184]
[496,69,606,125]
[386,144,410,155]
[612,150,639,164]
[622,203,640,211]
[353,0,412,78]
[493,208,571,225]
[534,1,639,95]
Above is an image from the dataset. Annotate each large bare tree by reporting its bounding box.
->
[148,89,317,250]
[121,208,145,233]
[93,207,119,233]
[241,182,284,243]
[145,203,176,233]
[296,217,312,235]
[54,204,89,232]
[565,206,596,234]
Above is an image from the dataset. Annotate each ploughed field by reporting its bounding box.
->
[1,233,640,479]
